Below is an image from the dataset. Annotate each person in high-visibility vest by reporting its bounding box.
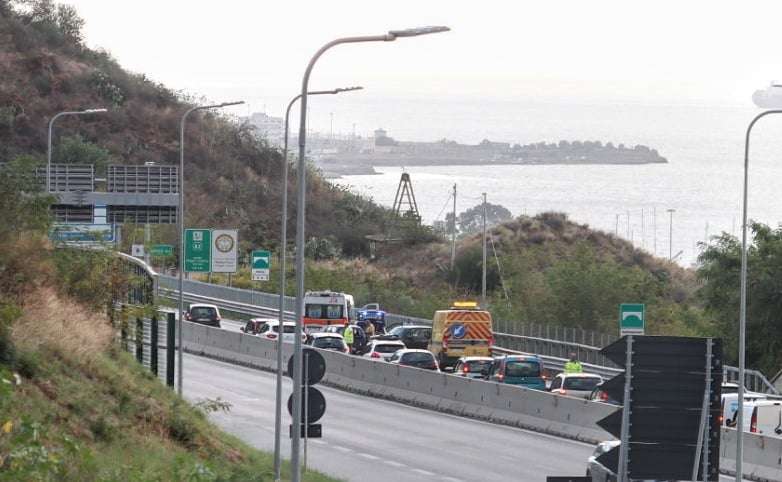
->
[343,324,354,353]
[564,352,583,374]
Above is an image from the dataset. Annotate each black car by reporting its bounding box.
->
[377,325,431,350]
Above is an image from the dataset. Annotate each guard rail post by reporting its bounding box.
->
[166,312,175,388]
[151,315,159,376]
[135,317,143,363]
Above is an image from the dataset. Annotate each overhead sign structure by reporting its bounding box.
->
[184,229,211,273]
[252,249,271,281]
[596,335,722,481]
[619,303,645,336]
[150,244,173,257]
[211,229,238,273]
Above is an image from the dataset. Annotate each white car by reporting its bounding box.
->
[549,372,603,399]
[587,440,674,481]
[244,319,305,344]
[388,349,440,371]
[307,332,349,353]
[363,340,406,361]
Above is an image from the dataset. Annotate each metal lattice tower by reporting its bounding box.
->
[391,172,421,222]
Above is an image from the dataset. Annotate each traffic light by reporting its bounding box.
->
[287,347,327,438]
[596,336,722,481]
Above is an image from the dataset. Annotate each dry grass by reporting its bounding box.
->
[10,287,112,363]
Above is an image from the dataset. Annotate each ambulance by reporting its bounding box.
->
[303,291,354,332]
[428,301,494,369]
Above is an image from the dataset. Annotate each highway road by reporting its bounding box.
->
[184,353,597,481]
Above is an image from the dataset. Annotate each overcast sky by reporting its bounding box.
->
[68,1,782,124]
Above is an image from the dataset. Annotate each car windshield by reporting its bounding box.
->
[375,344,403,353]
[191,307,216,318]
[401,352,434,363]
[388,326,405,337]
[504,360,540,377]
[313,337,344,349]
[272,325,296,334]
[306,304,343,319]
[563,377,601,390]
[467,360,492,372]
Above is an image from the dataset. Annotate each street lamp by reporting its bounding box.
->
[177,101,244,396]
[273,86,362,481]
[734,106,782,482]
[47,108,107,192]
[290,26,449,482]
[667,208,675,261]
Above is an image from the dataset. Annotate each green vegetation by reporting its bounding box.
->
[0,110,338,482]
[697,222,782,374]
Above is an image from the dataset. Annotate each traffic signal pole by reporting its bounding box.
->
[618,335,633,482]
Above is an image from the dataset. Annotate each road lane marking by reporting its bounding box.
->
[411,468,436,476]
[384,460,406,468]
[357,453,380,460]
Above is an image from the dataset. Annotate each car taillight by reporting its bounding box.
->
[463,364,470,374]
[442,337,448,350]
[600,391,609,402]
[371,352,381,358]
[498,372,504,382]
[216,316,221,321]
[267,333,277,339]
[751,410,758,433]
[488,336,495,346]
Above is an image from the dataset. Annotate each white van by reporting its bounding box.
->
[725,399,782,435]
[722,392,767,426]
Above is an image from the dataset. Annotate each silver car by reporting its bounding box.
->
[452,356,493,378]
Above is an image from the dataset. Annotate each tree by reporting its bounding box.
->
[697,223,782,374]
[53,135,112,174]
[454,202,512,235]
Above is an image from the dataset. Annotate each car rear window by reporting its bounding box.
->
[563,377,601,391]
[504,360,541,377]
[467,360,492,372]
[375,343,404,353]
[313,337,345,349]
[271,325,296,334]
[401,352,434,363]
[191,307,217,318]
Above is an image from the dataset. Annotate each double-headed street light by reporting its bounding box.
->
[290,25,449,482]
[47,108,107,192]
[273,85,362,481]
[177,101,244,396]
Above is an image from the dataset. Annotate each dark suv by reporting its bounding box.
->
[377,325,431,350]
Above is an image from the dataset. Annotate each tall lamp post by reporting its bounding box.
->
[273,86,362,481]
[735,107,782,482]
[177,101,244,396]
[47,108,107,192]
[291,26,449,482]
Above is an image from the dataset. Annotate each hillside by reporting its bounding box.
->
[0,1,388,256]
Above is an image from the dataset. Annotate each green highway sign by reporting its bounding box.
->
[619,303,645,336]
[150,244,173,257]
[185,229,211,273]
[252,250,271,281]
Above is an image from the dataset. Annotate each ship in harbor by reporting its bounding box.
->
[311,128,667,178]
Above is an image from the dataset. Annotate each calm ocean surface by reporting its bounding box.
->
[330,99,782,266]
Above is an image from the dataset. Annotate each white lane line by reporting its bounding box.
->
[411,468,436,476]
[440,477,464,482]
[384,460,406,468]
[332,445,351,453]
[357,452,380,460]
[309,439,326,445]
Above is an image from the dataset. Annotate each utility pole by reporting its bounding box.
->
[626,210,630,240]
[144,223,151,266]
[653,207,657,255]
[481,193,487,307]
[615,214,619,237]
[667,208,676,261]
[450,184,457,270]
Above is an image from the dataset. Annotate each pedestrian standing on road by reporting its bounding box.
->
[343,324,354,353]
[365,319,375,338]
[564,352,583,374]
